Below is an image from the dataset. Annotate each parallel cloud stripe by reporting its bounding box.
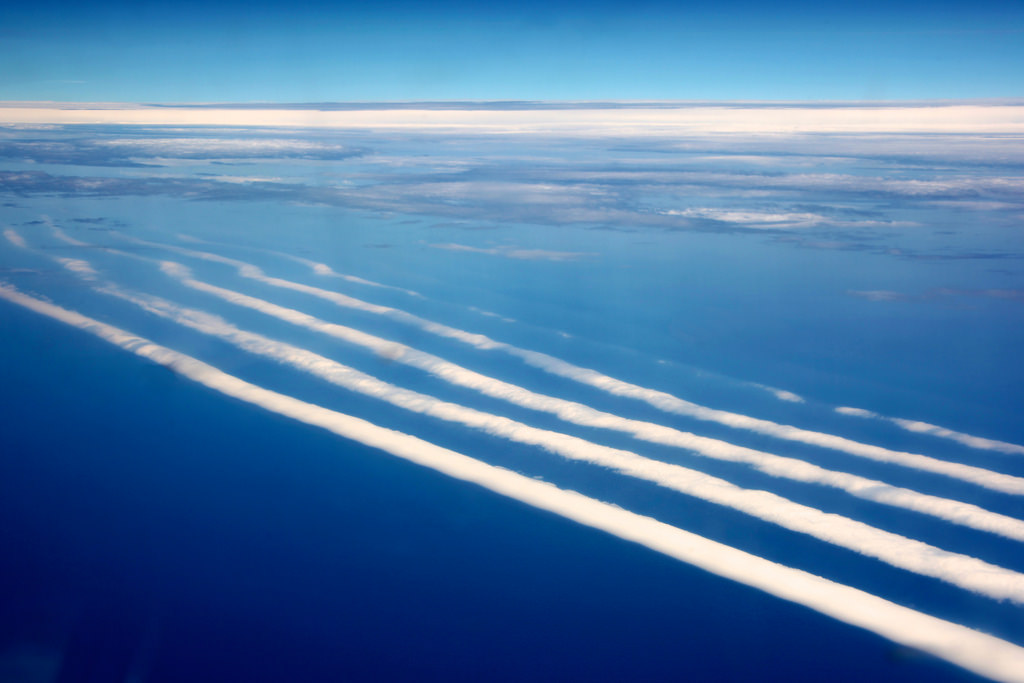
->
[891,418,1024,456]
[2,282,1023,683]
[117,233,1024,496]
[505,348,1024,495]
[162,266,1024,544]
[175,233,425,298]
[27,224,1024,545]
[281,254,424,298]
[837,407,1024,457]
[27,229,1024,547]
[88,279,1024,605]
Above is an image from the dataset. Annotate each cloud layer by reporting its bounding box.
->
[4,109,1023,682]
[3,102,1024,134]
[17,231,1024,607]
[3,282,1024,683]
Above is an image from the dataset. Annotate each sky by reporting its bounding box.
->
[2,0,1023,102]
[3,3,1024,680]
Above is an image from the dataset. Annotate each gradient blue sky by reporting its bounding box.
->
[2,0,1023,102]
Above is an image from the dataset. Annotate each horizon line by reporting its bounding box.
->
[3,98,1024,110]
[2,100,1023,134]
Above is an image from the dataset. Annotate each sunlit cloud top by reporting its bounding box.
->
[2,101,1024,135]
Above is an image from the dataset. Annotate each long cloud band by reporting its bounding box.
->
[2,282,1024,683]
[117,233,1024,496]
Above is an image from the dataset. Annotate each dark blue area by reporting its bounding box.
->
[0,301,991,683]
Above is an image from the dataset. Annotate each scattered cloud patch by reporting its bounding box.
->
[55,257,97,280]
[836,406,878,418]
[3,228,27,248]
[0,133,365,167]
[158,261,192,279]
[430,242,595,261]
[663,207,827,228]
[849,288,1024,304]
[468,306,516,323]
[1,122,1022,265]
[95,137,363,160]
[848,290,910,302]
[753,384,805,403]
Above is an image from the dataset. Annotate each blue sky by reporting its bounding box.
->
[2,0,1022,102]
[3,8,1024,676]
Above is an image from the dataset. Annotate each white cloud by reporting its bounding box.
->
[839,404,1024,456]
[167,274,1024,545]
[556,168,1023,201]
[93,137,356,160]
[108,233,1024,498]
[430,242,595,261]
[48,224,88,247]
[848,290,908,302]
[41,229,1024,552]
[286,255,423,296]
[431,243,494,254]
[3,103,1024,135]
[505,346,1024,496]
[836,406,878,418]
[66,280,1024,605]
[161,232,426,299]
[662,207,828,229]
[890,419,1024,456]
[506,249,593,261]
[752,383,805,403]
[3,282,1024,683]
[158,261,192,279]
[468,306,516,323]
[204,175,295,184]
[56,257,97,280]
[3,228,27,248]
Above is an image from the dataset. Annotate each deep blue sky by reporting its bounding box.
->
[2,0,1023,102]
